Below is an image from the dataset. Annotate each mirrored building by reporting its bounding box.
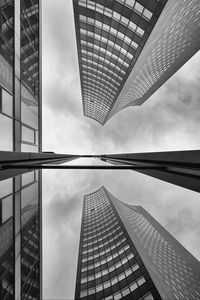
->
[75,187,200,299]
[73,0,200,125]
[0,0,42,298]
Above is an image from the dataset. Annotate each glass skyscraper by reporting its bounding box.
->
[73,0,200,125]
[0,0,42,298]
[75,187,200,299]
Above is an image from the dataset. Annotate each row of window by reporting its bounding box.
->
[81,56,123,80]
[82,71,120,88]
[82,68,118,89]
[82,240,129,263]
[83,226,122,247]
[83,75,118,92]
[83,218,118,237]
[83,231,124,252]
[82,237,127,255]
[80,275,146,298]
[83,221,119,241]
[81,262,139,284]
[80,16,140,50]
[79,0,153,21]
[81,250,133,272]
[83,210,115,227]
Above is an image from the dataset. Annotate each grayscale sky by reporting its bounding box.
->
[41,1,200,299]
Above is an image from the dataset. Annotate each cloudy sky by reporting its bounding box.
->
[41,1,200,299]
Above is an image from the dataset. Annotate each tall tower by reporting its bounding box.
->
[0,0,42,298]
[73,0,200,125]
[75,187,200,299]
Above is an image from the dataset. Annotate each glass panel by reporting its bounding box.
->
[21,182,38,209]
[22,172,35,186]
[125,0,135,7]
[22,126,35,143]
[137,276,146,286]
[21,143,38,153]
[2,89,13,117]
[134,2,144,14]
[0,178,12,198]
[21,102,38,130]
[0,113,13,150]
[143,8,153,20]
[2,195,13,223]
[143,292,154,300]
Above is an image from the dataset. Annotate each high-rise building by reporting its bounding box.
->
[75,186,200,300]
[73,0,200,125]
[0,0,42,298]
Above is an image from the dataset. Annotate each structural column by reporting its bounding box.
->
[13,0,21,298]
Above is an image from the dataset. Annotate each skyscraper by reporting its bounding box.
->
[73,0,200,125]
[75,186,200,299]
[0,0,42,298]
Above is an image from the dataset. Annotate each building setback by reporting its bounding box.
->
[75,186,200,300]
[0,0,42,298]
[73,0,200,125]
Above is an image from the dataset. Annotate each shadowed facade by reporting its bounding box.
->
[75,187,200,299]
[73,0,200,125]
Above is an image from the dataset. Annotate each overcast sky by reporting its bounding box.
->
[42,1,200,299]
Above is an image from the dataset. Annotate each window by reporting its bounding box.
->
[22,126,35,144]
[134,2,144,15]
[128,281,138,293]
[121,16,129,25]
[136,27,145,36]
[96,284,103,292]
[128,20,137,31]
[88,287,95,295]
[113,11,121,21]
[114,291,122,300]
[104,281,111,289]
[122,286,130,296]
[0,178,12,198]
[81,277,87,284]
[80,290,87,298]
[132,263,139,272]
[131,41,138,49]
[2,195,13,223]
[143,292,154,300]
[118,273,125,281]
[111,277,118,285]
[143,8,153,20]
[0,113,13,151]
[137,276,146,286]
[125,0,135,7]
[1,89,13,117]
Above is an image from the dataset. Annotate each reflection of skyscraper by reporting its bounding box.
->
[73,0,200,125]
[0,0,42,298]
[75,187,200,299]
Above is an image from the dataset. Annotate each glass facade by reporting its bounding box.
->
[0,0,41,299]
[108,0,200,120]
[73,0,167,124]
[73,0,200,125]
[109,190,200,300]
[75,187,200,299]
[75,187,161,300]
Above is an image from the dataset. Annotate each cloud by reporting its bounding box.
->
[41,1,200,299]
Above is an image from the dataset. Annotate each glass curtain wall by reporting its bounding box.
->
[0,0,41,298]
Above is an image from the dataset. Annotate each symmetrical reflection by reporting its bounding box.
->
[0,178,14,298]
[0,171,41,299]
[75,186,200,300]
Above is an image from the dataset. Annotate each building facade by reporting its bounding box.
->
[100,150,200,193]
[73,0,200,125]
[0,0,42,298]
[75,187,200,299]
